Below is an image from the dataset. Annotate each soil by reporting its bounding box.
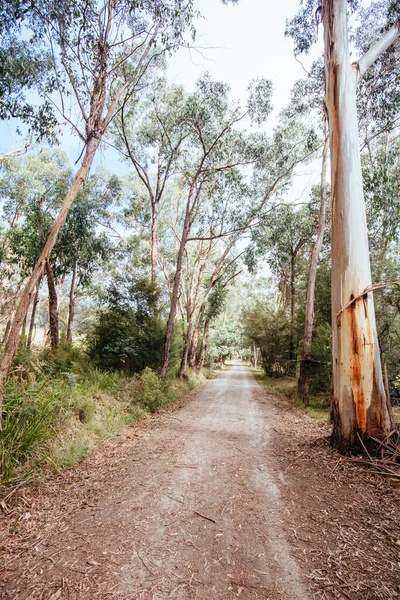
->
[1,363,399,600]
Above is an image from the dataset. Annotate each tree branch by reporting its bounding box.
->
[356,19,400,78]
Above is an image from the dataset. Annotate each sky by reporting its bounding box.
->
[1,0,324,197]
[167,0,320,113]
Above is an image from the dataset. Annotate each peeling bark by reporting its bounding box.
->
[322,0,396,451]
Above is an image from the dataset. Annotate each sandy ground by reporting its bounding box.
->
[1,363,399,600]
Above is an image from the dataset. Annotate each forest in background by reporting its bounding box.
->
[0,0,399,489]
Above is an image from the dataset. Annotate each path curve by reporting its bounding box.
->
[3,363,308,600]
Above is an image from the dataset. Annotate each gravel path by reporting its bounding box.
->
[2,363,308,599]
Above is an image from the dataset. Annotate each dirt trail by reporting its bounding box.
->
[2,363,308,600]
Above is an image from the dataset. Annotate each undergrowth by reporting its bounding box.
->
[252,369,330,423]
[0,347,210,494]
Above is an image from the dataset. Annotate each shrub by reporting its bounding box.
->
[309,322,332,394]
[85,277,165,373]
[242,302,293,377]
[0,377,61,485]
[140,368,164,412]
[41,344,87,377]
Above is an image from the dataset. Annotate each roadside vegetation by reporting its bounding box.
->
[251,369,331,423]
[1,342,215,492]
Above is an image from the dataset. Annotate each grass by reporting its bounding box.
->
[1,351,212,494]
[251,369,331,423]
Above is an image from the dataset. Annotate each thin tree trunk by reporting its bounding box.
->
[0,135,101,414]
[46,261,59,351]
[67,262,77,344]
[195,319,209,375]
[252,341,259,369]
[160,201,192,377]
[42,305,49,347]
[188,324,199,368]
[150,202,158,285]
[298,133,329,405]
[323,0,395,451]
[289,251,296,374]
[26,275,42,353]
[1,317,12,349]
[179,314,194,378]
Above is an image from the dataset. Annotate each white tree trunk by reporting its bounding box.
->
[323,0,394,450]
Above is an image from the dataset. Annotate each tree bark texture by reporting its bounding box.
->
[289,251,296,375]
[151,203,158,285]
[179,314,194,378]
[195,319,209,375]
[298,133,329,405]
[188,325,199,368]
[67,262,77,344]
[46,261,59,351]
[323,0,395,451]
[26,275,42,353]
[1,317,12,349]
[160,201,192,377]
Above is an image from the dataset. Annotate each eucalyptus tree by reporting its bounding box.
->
[1,152,112,349]
[158,74,271,376]
[0,0,197,412]
[282,61,330,404]
[177,167,249,377]
[0,0,57,146]
[52,175,115,344]
[0,150,73,350]
[363,134,400,390]
[287,0,399,449]
[112,80,189,284]
[252,204,317,374]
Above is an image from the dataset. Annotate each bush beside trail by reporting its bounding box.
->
[0,345,211,494]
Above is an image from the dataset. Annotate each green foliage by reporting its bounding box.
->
[87,276,164,373]
[41,344,88,377]
[308,322,332,394]
[0,372,62,486]
[140,368,164,412]
[0,0,197,142]
[242,302,292,377]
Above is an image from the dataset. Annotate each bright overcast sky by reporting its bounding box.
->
[168,0,322,117]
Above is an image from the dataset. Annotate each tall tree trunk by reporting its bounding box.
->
[0,135,101,414]
[289,251,296,374]
[150,202,158,285]
[46,261,59,351]
[26,275,42,354]
[160,202,192,377]
[188,324,199,368]
[252,341,259,369]
[323,0,395,451]
[179,314,194,378]
[67,262,77,345]
[195,319,209,375]
[1,317,12,349]
[298,133,329,405]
